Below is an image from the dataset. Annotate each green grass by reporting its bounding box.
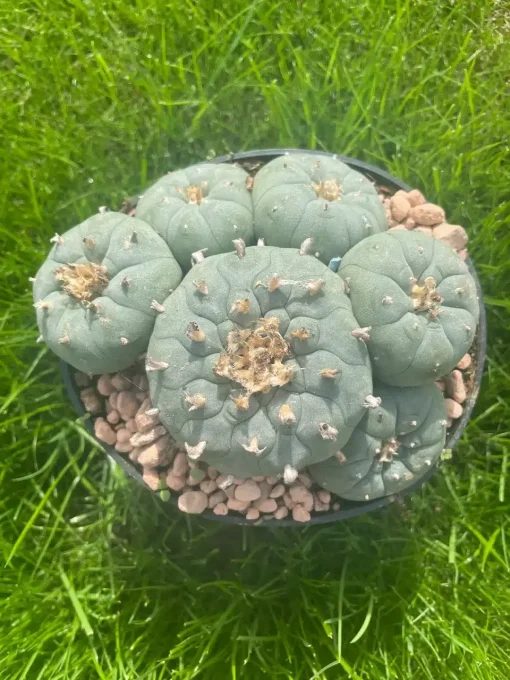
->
[1,0,509,677]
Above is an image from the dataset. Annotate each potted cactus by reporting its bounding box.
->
[33,150,485,525]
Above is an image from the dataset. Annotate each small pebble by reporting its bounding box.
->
[146,435,171,454]
[116,428,131,445]
[273,506,289,520]
[390,193,411,221]
[199,480,217,495]
[435,380,446,392]
[96,374,115,396]
[266,476,279,485]
[166,473,186,491]
[172,452,189,477]
[254,498,278,513]
[289,484,314,510]
[142,468,161,491]
[314,498,330,512]
[115,441,133,453]
[207,468,219,480]
[446,369,467,404]
[106,409,120,425]
[457,353,472,370]
[409,202,445,226]
[406,189,426,207]
[178,490,208,514]
[404,217,416,229]
[388,225,407,232]
[108,392,118,410]
[208,490,227,508]
[213,502,228,516]
[138,443,170,468]
[227,498,250,512]
[269,483,286,499]
[458,248,468,261]
[129,425,166,447]
[445,397,464,420]
[433,223,468,251]
[246,508,260,521]
[94,418,116,445]
[135,411,160,432]
[116,390,139,419]
[317,490,331,504]
[252,475,265,482]
[332,502,341,511]
[235,480,262,502]
[292,506,311,523]
[80,387,103,414]
[125,418,138,433]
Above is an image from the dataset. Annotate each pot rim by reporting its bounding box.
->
[60,147,487,527]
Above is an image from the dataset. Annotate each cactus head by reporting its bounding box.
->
[309,382,447,500]
[252,153,387,265]
[136,163,255,271]
[147,245,373,478]
[338,230,480,386]
[33,212,182,374]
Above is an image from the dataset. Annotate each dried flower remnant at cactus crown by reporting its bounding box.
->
[214,316,293,396]
[55,262,109,303]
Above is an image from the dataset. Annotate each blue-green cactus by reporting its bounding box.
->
[33,211,182,374]
[136,163,254,270]
[338,230,480,386]
[252,153,387,265]
[309,382,447,501]
[147,244,373,478]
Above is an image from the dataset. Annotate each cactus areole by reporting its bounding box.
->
[147,245,373,477]
[33,212,182,374]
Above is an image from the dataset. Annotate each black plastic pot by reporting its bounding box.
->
[61,148,487,526]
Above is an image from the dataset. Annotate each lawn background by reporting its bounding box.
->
[1,0,509,678]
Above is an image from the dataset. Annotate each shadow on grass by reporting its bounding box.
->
[105,477,427,671]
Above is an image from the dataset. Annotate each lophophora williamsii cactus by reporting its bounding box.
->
[252,154,387,265]
[338,230,480,386]
[309,383,447,501]
[33,212,182,374]
[136,163,255,270]
[33,153,483,518]
[147,244,373,478]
